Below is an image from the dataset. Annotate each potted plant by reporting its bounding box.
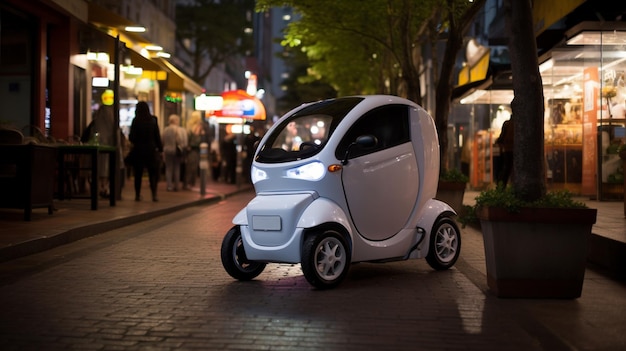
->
[436,169,469,214]
[474,188,597,298]
[472,1,597,299]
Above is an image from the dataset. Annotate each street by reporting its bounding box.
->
[0,191,623,351]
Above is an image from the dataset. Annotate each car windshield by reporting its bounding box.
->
[256,97,364,163]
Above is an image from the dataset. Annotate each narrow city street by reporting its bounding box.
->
[0,191,624,350]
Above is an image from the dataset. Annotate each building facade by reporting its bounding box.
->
[0,0,203,142]
[452,0,626,201]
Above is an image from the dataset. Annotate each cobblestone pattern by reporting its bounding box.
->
[0,192,624,350]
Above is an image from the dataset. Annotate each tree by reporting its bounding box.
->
[176,0,255,86]
[257,0,438,104]
[257,0,485,172]
[275,43,337,115]
[432,0,485,171]
[505,0,545,201]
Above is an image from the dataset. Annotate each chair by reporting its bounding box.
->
[0,128,24,144]
[0,143,56,220]
[21,125,47,143]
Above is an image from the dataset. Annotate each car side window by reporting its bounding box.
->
[335,104,411,160]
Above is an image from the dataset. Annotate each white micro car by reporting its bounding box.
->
[221,95,461,289]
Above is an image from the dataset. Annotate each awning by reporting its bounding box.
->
[154,58,204,95]
[96,35,167,80]
[458,45,490,86]
[88,2,147,44]
[87,2,202,94]
[452,63,513,104]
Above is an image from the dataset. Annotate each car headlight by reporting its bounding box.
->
[251,166,268,184]
[285,161,325,181]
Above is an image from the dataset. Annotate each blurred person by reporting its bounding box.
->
[185,111,208,189]
[243,125,260,183]
[128,101,163,202]
[80,99,115,198]
[161,114,188,192]
[220,124,237,184]
[495,115,514,188]
[210,140,221,182]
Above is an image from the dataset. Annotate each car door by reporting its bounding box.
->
[337,104,419,241]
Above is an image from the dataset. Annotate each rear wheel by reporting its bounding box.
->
[220,226,266,280]
[301,230,350,289]
[426,217,461,270]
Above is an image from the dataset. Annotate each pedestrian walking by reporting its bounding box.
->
[185,111,208,189]
[495,115,514,188]
[162,114,188,192]
[220,124,237,184]
[128,101,163,202]
[80,101,115,198]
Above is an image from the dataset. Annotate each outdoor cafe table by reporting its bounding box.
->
[56,144,117,210]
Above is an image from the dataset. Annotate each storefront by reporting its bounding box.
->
[0,0,202,144]
[86,2,203,135]
[456,22,626,200]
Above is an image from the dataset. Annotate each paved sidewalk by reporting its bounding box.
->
[0,182,625,349]
[0,182,625,272]
[0,178,252,262]
[1,179,626,276]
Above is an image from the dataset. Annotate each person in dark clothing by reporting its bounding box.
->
[243,126,260,183]
[220,125,237,184]
[495,116,514,188]
[128,101,163,202]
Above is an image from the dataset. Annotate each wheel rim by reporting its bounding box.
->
[315,237,346,281]
[232,236,257,272]
[434,223,459,263]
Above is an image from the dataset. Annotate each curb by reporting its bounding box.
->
[0,188,249,263]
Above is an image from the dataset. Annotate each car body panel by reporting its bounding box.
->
[228,95,457,272]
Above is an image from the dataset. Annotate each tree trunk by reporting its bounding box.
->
[504,0,545,201]
[433,0,486,173]
[435,29,462,172]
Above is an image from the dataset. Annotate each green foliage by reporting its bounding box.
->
[256,0,438,97]
[474,187,588,213]
[276,44,337,115]
[439,169,469,183]
[176,0,255,83]
[458,187,588,228]
[457,187,588,228]
[457,204,478,228]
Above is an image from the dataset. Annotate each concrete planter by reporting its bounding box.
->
[436,181,466,213]
[477,206,597,298]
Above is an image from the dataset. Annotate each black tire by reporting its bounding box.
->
[220,226,266,280]
[301,230,350,289]
[426,217,461,270]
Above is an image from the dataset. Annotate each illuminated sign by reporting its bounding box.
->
[213,90,266,121]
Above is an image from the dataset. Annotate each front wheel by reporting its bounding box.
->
[301,230,350,289]
[426,217,461,270]
[220,226,266,280]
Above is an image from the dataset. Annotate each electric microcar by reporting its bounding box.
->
[220,95,461,289]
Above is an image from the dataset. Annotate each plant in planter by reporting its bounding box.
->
[474,0,598,299]
[436,169,469,214]
[475,187,597,299]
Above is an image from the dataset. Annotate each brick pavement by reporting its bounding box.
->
[0,188,625,350]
